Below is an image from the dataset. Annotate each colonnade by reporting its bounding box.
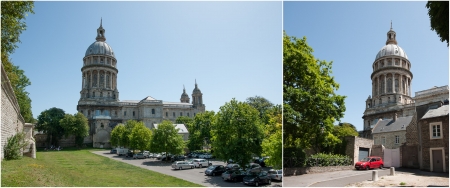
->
[372,73,411,97]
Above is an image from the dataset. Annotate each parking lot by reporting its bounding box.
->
[92,151,282,187]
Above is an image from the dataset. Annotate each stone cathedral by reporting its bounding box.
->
[77,21,205,148]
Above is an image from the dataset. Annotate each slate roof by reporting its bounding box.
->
[372,116,413,134]
[421,105,449,120]
[153,124,189,134]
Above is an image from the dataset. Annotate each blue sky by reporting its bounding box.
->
[11,1,282,119]
[284,2,449,131]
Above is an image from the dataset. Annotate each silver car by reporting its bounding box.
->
[268,169,282,181]
[172,161,194,170]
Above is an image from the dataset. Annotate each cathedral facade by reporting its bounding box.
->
[77,21,205,148]
[362,25,415,139]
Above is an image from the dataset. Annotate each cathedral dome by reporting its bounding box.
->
[375,44,408,60]
[85,41,115,57]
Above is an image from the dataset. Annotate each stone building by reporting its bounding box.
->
[417,102,448,172]
[362,24,415,139]
[372,114,412,149]
[76,20,205,148]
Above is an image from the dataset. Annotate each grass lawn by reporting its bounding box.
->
[1,148,202,187]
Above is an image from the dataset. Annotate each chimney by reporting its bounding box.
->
[393,113,397,121]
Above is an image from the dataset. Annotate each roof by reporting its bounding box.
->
[372,116,413,134]
[153,124,189,134]
[421,105,449,120]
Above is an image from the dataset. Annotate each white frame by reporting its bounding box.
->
[429,147,446,172]
[381,136,386,145]
[429,122,443,140]
[395,135,400,144]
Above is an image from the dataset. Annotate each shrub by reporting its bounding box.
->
[3,132,28,160]
[305,153,352,167]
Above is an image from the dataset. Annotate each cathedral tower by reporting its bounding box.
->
[79,19,119,101]
[180,85,190,103]
[192,80,205,111]
[362,23,414,134]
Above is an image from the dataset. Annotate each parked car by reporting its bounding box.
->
[205,165,226,176]
[117,148,128,156]
[171,155,186,162]
[142,151,150,158]
[192,159,210,168]
[110,149,117,154]
[126,151,134,158]
[268,169,282,181]
[225,163,240,171]
[222,170,247,182]
[133,152,145,159]
[254,157,269,167]
[243,171,271,187]
[172,161,194,170]
[355,156,384,170]
[245,163,262,173]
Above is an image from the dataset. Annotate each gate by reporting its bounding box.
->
[384,148,400,167]
[358,147,370,161]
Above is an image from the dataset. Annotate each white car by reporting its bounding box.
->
[142,151,150,158]
[268,169,282,181]
[191,159,210,168]
[172,161,194,170]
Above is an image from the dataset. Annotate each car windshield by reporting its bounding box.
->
[360,157,371,162]
[207,166,216,170]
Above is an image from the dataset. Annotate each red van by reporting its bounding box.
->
[354,156,384,170]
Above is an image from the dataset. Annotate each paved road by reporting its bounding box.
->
[92,151,282,187]
[284,168,391,187]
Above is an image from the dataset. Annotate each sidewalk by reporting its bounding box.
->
[283,169,375,187]
[346,168,449,187]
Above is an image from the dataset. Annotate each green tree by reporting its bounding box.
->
[121,120,140,149]
[35,107,66,147]
[186,111,215,151]
[246,96,274,120]
[150,120,184,158]
[283,32,346,155]
[3,132,28,160]
[110,124,126,148]
[261,108,282,169]
[59,112,89,148]
[426,1,449,46]
[129,122,152,152]
[211,98,264,169]
[1,2,35,123]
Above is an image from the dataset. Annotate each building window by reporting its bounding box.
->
[395,135,400,144]
[381,136,386,145]
[187,113,190,117]
[173,112,175,117]
[152,109,155,114]
[180,112,183,116]
[133,111,135,117]
[166,112,168,117]
[374,137,379,145]
[124,111,126,116]
[430,122,443,139]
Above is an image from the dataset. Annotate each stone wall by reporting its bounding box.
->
[1,65,25,160]
[401,144,419,168]
[371,144,385,160]
[284,165,354,176]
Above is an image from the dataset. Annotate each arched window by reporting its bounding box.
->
[152,109,155,114]
[387,78,392,93]
[124,111,127,116]
[173,112,175,117]
[180,112,183,116]
[100,72,105,88]
[395,79,399,92]
[101,123,104,128]
[187,113,190,117]
[93,71,98,87]
[133,111,135,117]
[166,112,168,117]
[106,74,110,88]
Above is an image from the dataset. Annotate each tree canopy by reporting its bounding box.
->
[283,32,346,155]
[246,96,274,120]
[129,121,152,152]
[1,1,35,123]
[211,98,264,169]
[186,111,215,151]
[36,107,66,146]
[150,120,184,155]
[110,124,127,148]
[426,1,449,46]
[59,112,89,147]
[261,105,282,169]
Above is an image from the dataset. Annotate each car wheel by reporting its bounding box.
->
[179,167,182,170]
[280,177,282,182]
[366,166,370,170]
[255,182,259,187]
[191,166,194,169]
[380,165,383,169]
[213,172,216,176]
[268,179,271,185]
[199,164,202,168]
[209,163,212,166]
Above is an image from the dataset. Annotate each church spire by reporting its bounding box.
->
[96,18,106,42]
